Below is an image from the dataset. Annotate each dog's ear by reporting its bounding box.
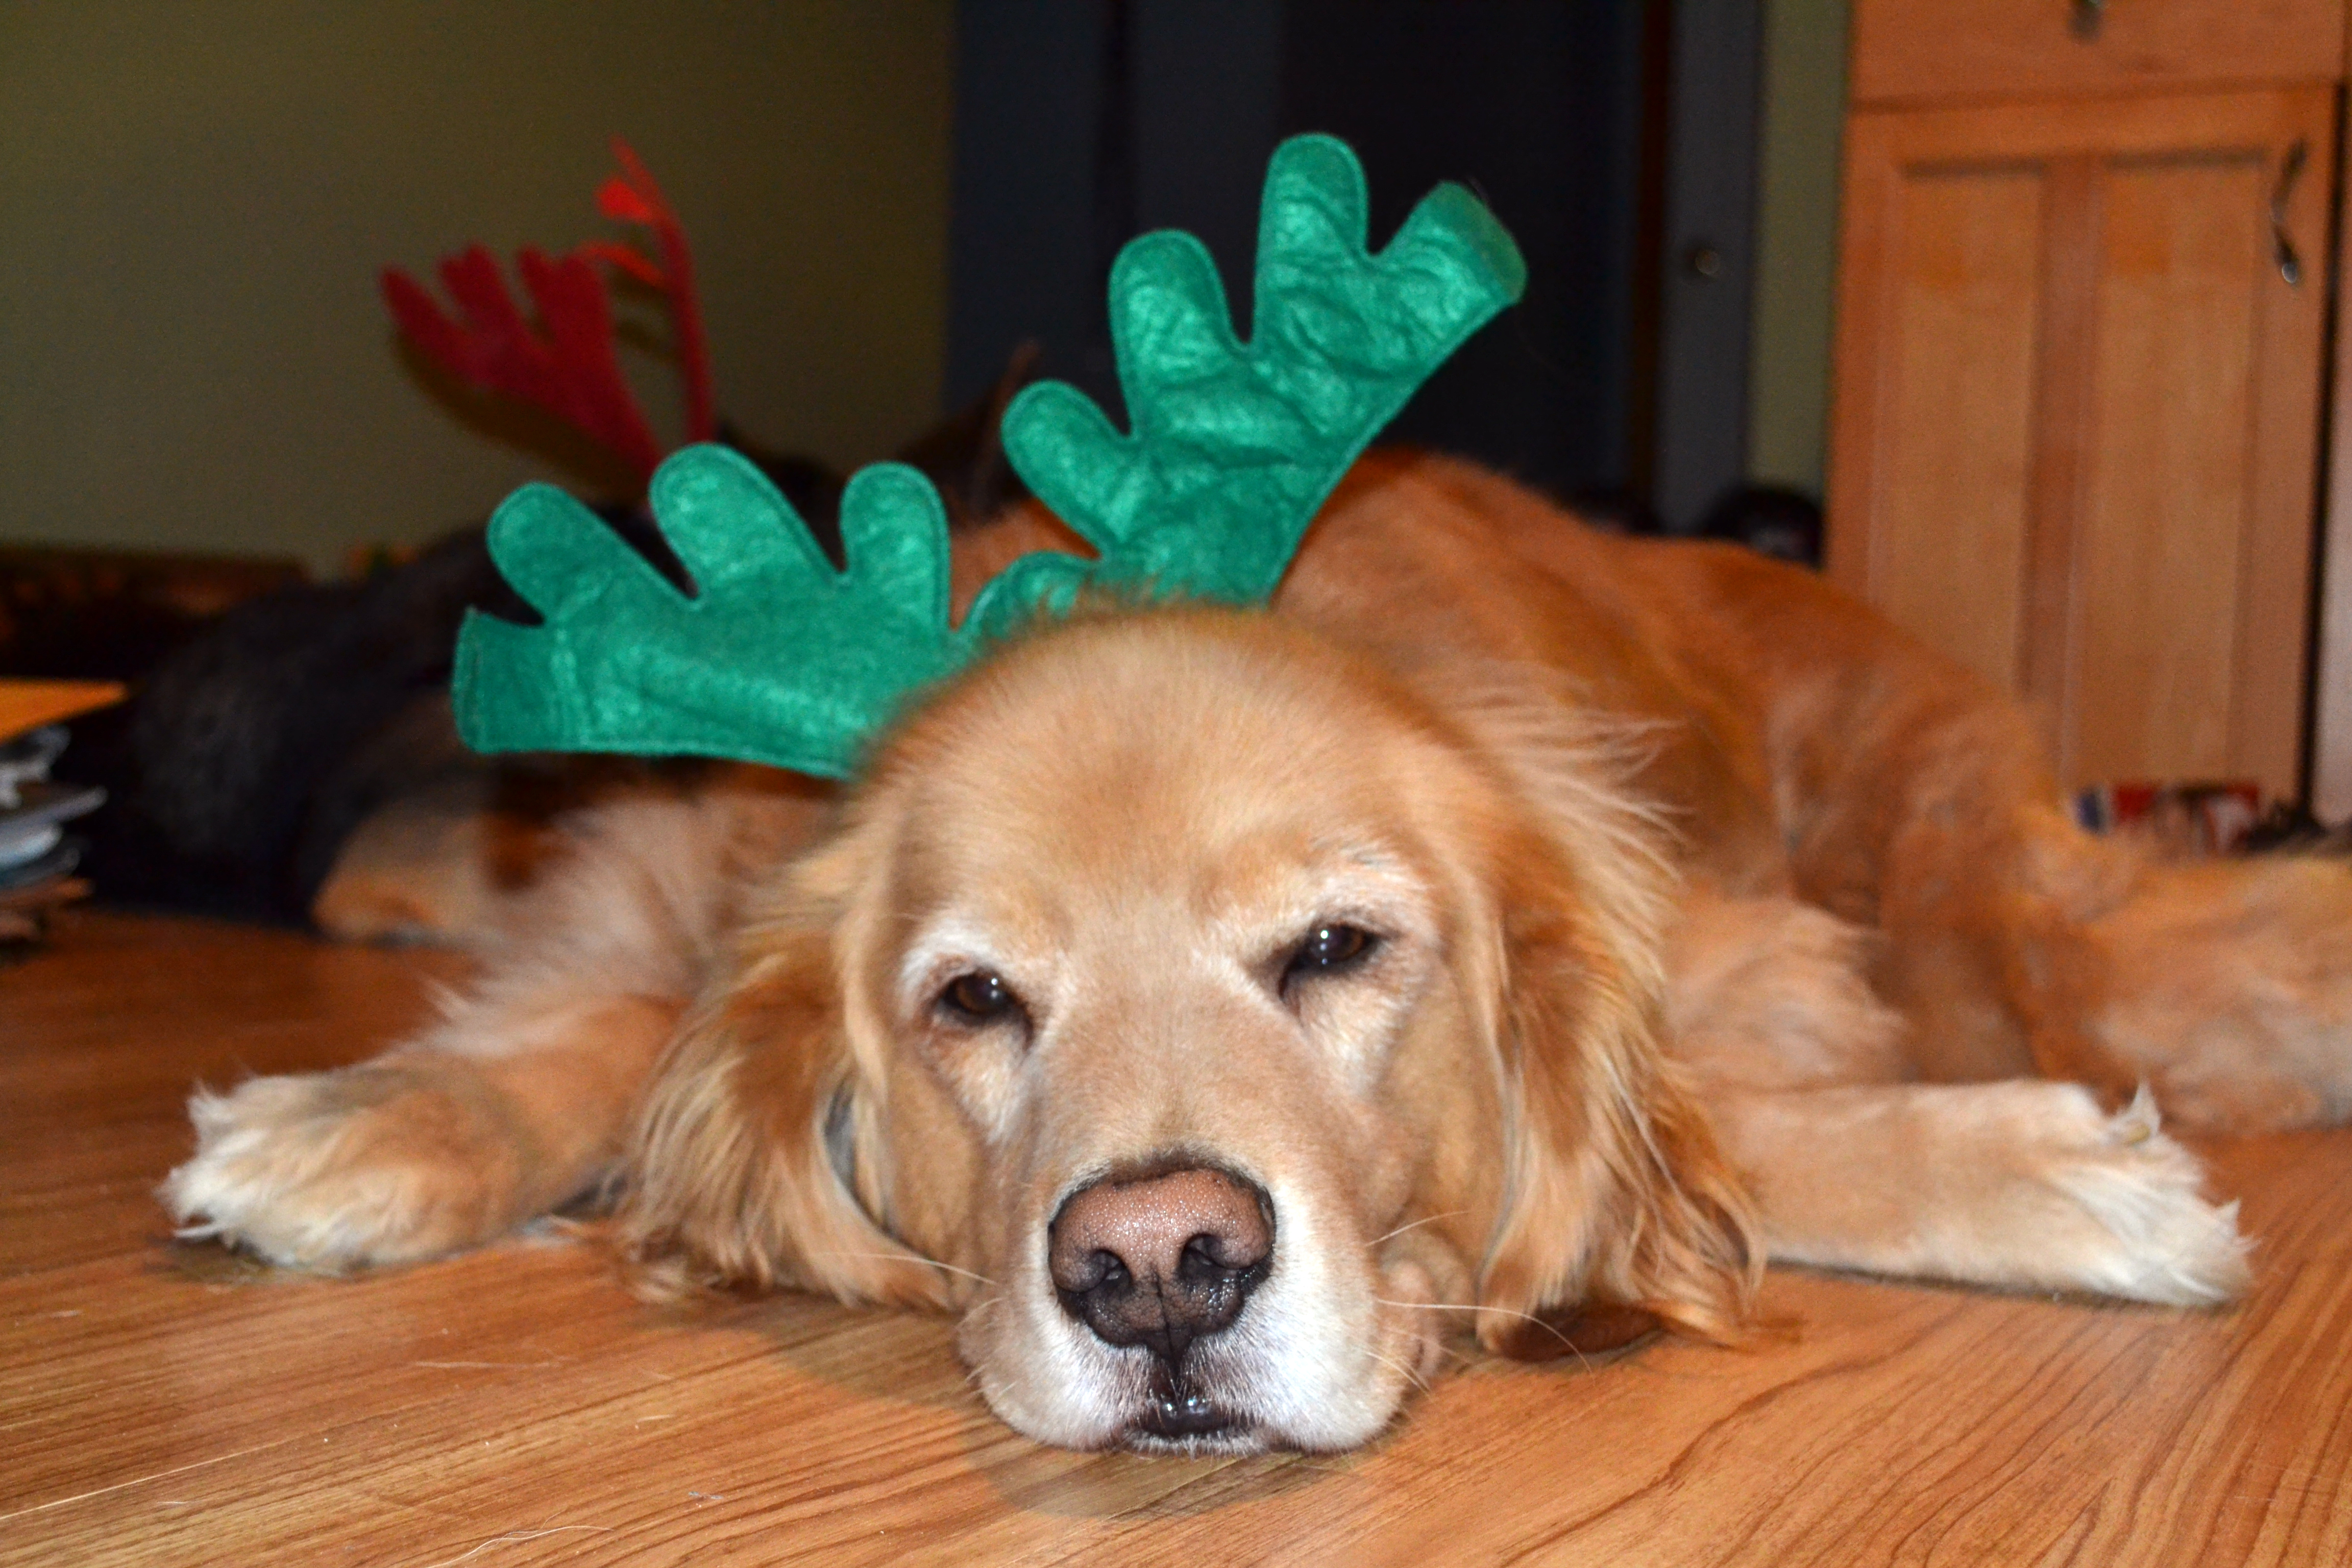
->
[618,834,950,1309]
[1467,776,1760,1359]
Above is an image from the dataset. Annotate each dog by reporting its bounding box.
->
[166,449,2351,1452]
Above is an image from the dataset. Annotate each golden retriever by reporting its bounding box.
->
[166,451,2350,1452]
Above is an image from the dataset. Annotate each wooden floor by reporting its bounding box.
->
[5,914,2352,1566]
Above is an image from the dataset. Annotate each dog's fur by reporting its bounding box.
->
[168,451,2351,1452]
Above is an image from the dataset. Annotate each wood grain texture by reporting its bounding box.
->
[1828,89,2331,799]
[1866,165,2044,692]
[2072,155,2266,783]
[1850,0,2343,109]
[6,913,2352,1565]
[2020,158,2102,763]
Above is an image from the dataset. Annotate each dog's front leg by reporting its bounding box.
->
[1705,1081,2249,1307]
[164,789,813,1271]
[163,990,683,1271]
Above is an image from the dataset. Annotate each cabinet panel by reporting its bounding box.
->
[1870,168,2045,690]
[2072,157,2265,782]
[1852,0,2341,108]
[1828,89,2332,799]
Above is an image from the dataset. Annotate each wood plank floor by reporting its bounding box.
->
[4,912,2350,1565]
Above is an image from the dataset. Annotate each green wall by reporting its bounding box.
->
[4,2,1848,559]
[1748,0,1850,497]
[0,2,952,574]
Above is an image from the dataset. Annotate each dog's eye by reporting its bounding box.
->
[938,969,1021,1026]
[1282,923,1380,993]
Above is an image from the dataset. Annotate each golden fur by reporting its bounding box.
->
[169,452,2350,1451]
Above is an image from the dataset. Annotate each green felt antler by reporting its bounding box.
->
[980,133,1527,636]
[454,134,1526,777]
[455,455,971,777]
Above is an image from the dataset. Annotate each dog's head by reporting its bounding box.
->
[620,607,1754,1452]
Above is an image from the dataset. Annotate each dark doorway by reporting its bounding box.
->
[945,0,1761,527]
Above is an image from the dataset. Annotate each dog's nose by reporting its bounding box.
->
[1048,1165,1274,1364]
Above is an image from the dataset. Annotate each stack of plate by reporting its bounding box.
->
[0,681,121,946]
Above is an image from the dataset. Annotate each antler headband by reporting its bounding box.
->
[384,140,712,491]
[452,135,1527,778]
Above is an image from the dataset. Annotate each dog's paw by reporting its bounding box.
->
[2016,1085,2249,1307]
[1732,1080,2251,1307]
[162,1063,531,1271]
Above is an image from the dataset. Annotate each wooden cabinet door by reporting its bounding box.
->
[1827,88,2333,800]
[1850,0,2343,107]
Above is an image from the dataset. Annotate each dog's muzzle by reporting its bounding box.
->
[1047,1164,1275,1441]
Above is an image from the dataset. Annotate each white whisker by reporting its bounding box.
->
[1366,1210,1466,1247]
[812,1250,996,1287]
[1362,1345,1429,1393]
[1373,1296,1593,1369]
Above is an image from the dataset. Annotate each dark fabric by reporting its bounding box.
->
[68,449,838,922]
